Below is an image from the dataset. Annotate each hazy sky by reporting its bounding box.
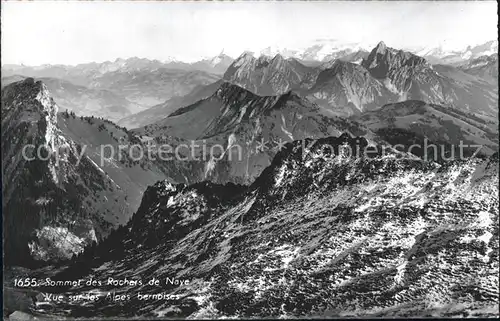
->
[1,1,498,65]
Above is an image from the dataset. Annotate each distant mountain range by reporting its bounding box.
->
[1,55,230,116]
[2,53,234,79]
[416,40,498,65]
[457,54,499,84]
[2,60,221,113]
[257,39,369,63]
[218,42,498,118]
[2,39,497,127]
[254,39,498,66]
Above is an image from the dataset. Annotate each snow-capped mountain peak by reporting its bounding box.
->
[412,40,498,64]
[253,39,372,62]
[374,41,388,54]
[162,56,180,63]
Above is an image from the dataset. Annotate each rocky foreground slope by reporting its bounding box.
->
[21,134,499,318]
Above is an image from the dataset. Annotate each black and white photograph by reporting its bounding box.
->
[1,0,499,319]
